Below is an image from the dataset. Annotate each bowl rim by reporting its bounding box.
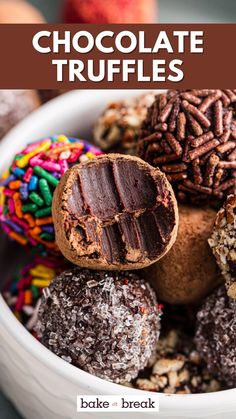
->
[1,294,236,412]
[0,89,235,414]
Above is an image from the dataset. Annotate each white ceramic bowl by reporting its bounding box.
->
[0,90,235,419]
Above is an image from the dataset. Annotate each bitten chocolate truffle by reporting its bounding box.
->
[195,286,236,387]
[138,89,236,204]
[209,194,236,299]
[36,268,162,384]
[0,90,40,140]
[52,154,178,270]
[93,92,155,155]
[145,205,221,304]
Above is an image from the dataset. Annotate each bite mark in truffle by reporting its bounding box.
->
[52,154,178,270]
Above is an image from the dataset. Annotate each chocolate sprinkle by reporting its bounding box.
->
[36,268,162,384]
[195,286,236,387]
[138,89,236,204]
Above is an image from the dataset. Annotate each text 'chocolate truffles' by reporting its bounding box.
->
[52,154,178,270]
[138,89,236,204]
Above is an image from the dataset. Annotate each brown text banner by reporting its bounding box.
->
[0,24,234,88]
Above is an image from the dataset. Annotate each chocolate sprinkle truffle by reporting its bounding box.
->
[0,90,40,140]
[195,286,236,387]
[138,89,236,204]
[209,194,236,299]
[145,205,221,304]
[93,92,155,155]
[36,268,162,384]
[52,154,178,270]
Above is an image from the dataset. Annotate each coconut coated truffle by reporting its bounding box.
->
[145,205,221,304]
[36,268,162,384]
[138,89,236,204]
[93,92,155,155]
[209,194,236,299]
[195,285,236,387]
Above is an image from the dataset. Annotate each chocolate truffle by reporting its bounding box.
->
[133,329,222,394]
[138,89,236,204]
[209,194,236,299]
[0,90,40,140]
[0,136,102,253]
[195,285,236,387]
[3,255,67,332]
[145,205,221,304]
[36,268,162,384]
[93,92,155,155]
[0,0,45,23]
[52,154,178,270]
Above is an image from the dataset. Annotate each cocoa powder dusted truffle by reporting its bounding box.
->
[138,89,236,204]
[52,154,178,270]
[144,205,221,304]
[209,194,236,299]
[36,268,162,384]
[0,90,40,140]
[93,92,155,155]
[195,286,236,387]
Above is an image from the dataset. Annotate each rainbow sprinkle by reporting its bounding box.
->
[0,135,102,253]
[3,255,68,333]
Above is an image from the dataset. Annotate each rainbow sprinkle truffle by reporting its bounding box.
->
[3,255,67,333]
[0,135,102,253]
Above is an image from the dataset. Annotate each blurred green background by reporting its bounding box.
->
[1,0,236,418]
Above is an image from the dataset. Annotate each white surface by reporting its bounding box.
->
[0,90,235,419]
